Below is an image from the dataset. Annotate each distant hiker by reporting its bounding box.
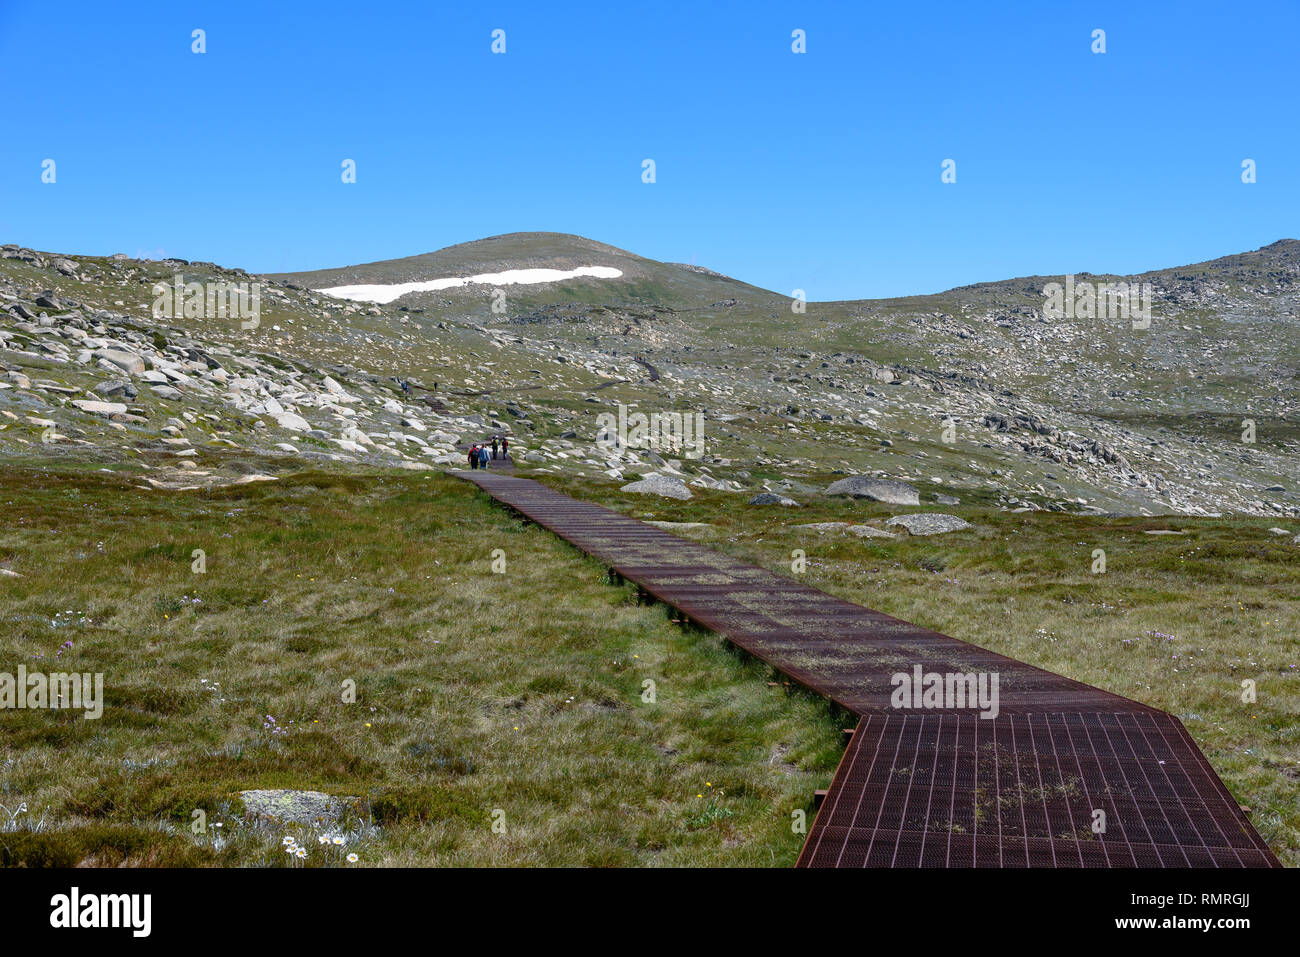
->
[491,436,499,459]
[467,445,479,470]
[400,380,410,394]
[501,436,509,458]
[479,446,490,469]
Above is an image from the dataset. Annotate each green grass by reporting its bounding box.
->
[0,468,842,867]
[535,472,1300,866]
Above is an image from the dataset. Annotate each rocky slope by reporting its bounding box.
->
[2,236,1296,518]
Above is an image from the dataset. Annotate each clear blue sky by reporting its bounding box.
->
[1,0,1296,301]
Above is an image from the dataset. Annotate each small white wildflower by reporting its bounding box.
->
[346,853,358,863]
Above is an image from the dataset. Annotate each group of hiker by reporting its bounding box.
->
[466,435,508,470]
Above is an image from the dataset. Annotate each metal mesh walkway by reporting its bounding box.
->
[456,471,1278,868]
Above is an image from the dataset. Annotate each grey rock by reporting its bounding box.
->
[748,492,799,506]
[826,476,920,505]
[92,348,145,375]
[622,472,693,500]
[70,399,127,417]
[99,379,138,399]
[272,411,310,431]
[792,522,895,538]
[885,513,971,535]
[238,789,357,826]
[846,524,897,538]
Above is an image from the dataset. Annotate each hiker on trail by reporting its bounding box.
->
[467,445,479,470]
[501,435,509,458]
[491,436,499,460]
[479,445,491,469]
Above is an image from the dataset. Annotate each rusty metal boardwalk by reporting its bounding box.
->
[456,471,1278,868]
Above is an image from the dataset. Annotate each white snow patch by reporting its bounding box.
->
[317,266,624,304]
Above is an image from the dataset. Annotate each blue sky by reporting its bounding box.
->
[1,0,1296,300]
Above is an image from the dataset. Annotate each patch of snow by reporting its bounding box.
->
[317,266,624,304]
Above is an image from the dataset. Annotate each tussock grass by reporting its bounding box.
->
[0,469,841,867]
